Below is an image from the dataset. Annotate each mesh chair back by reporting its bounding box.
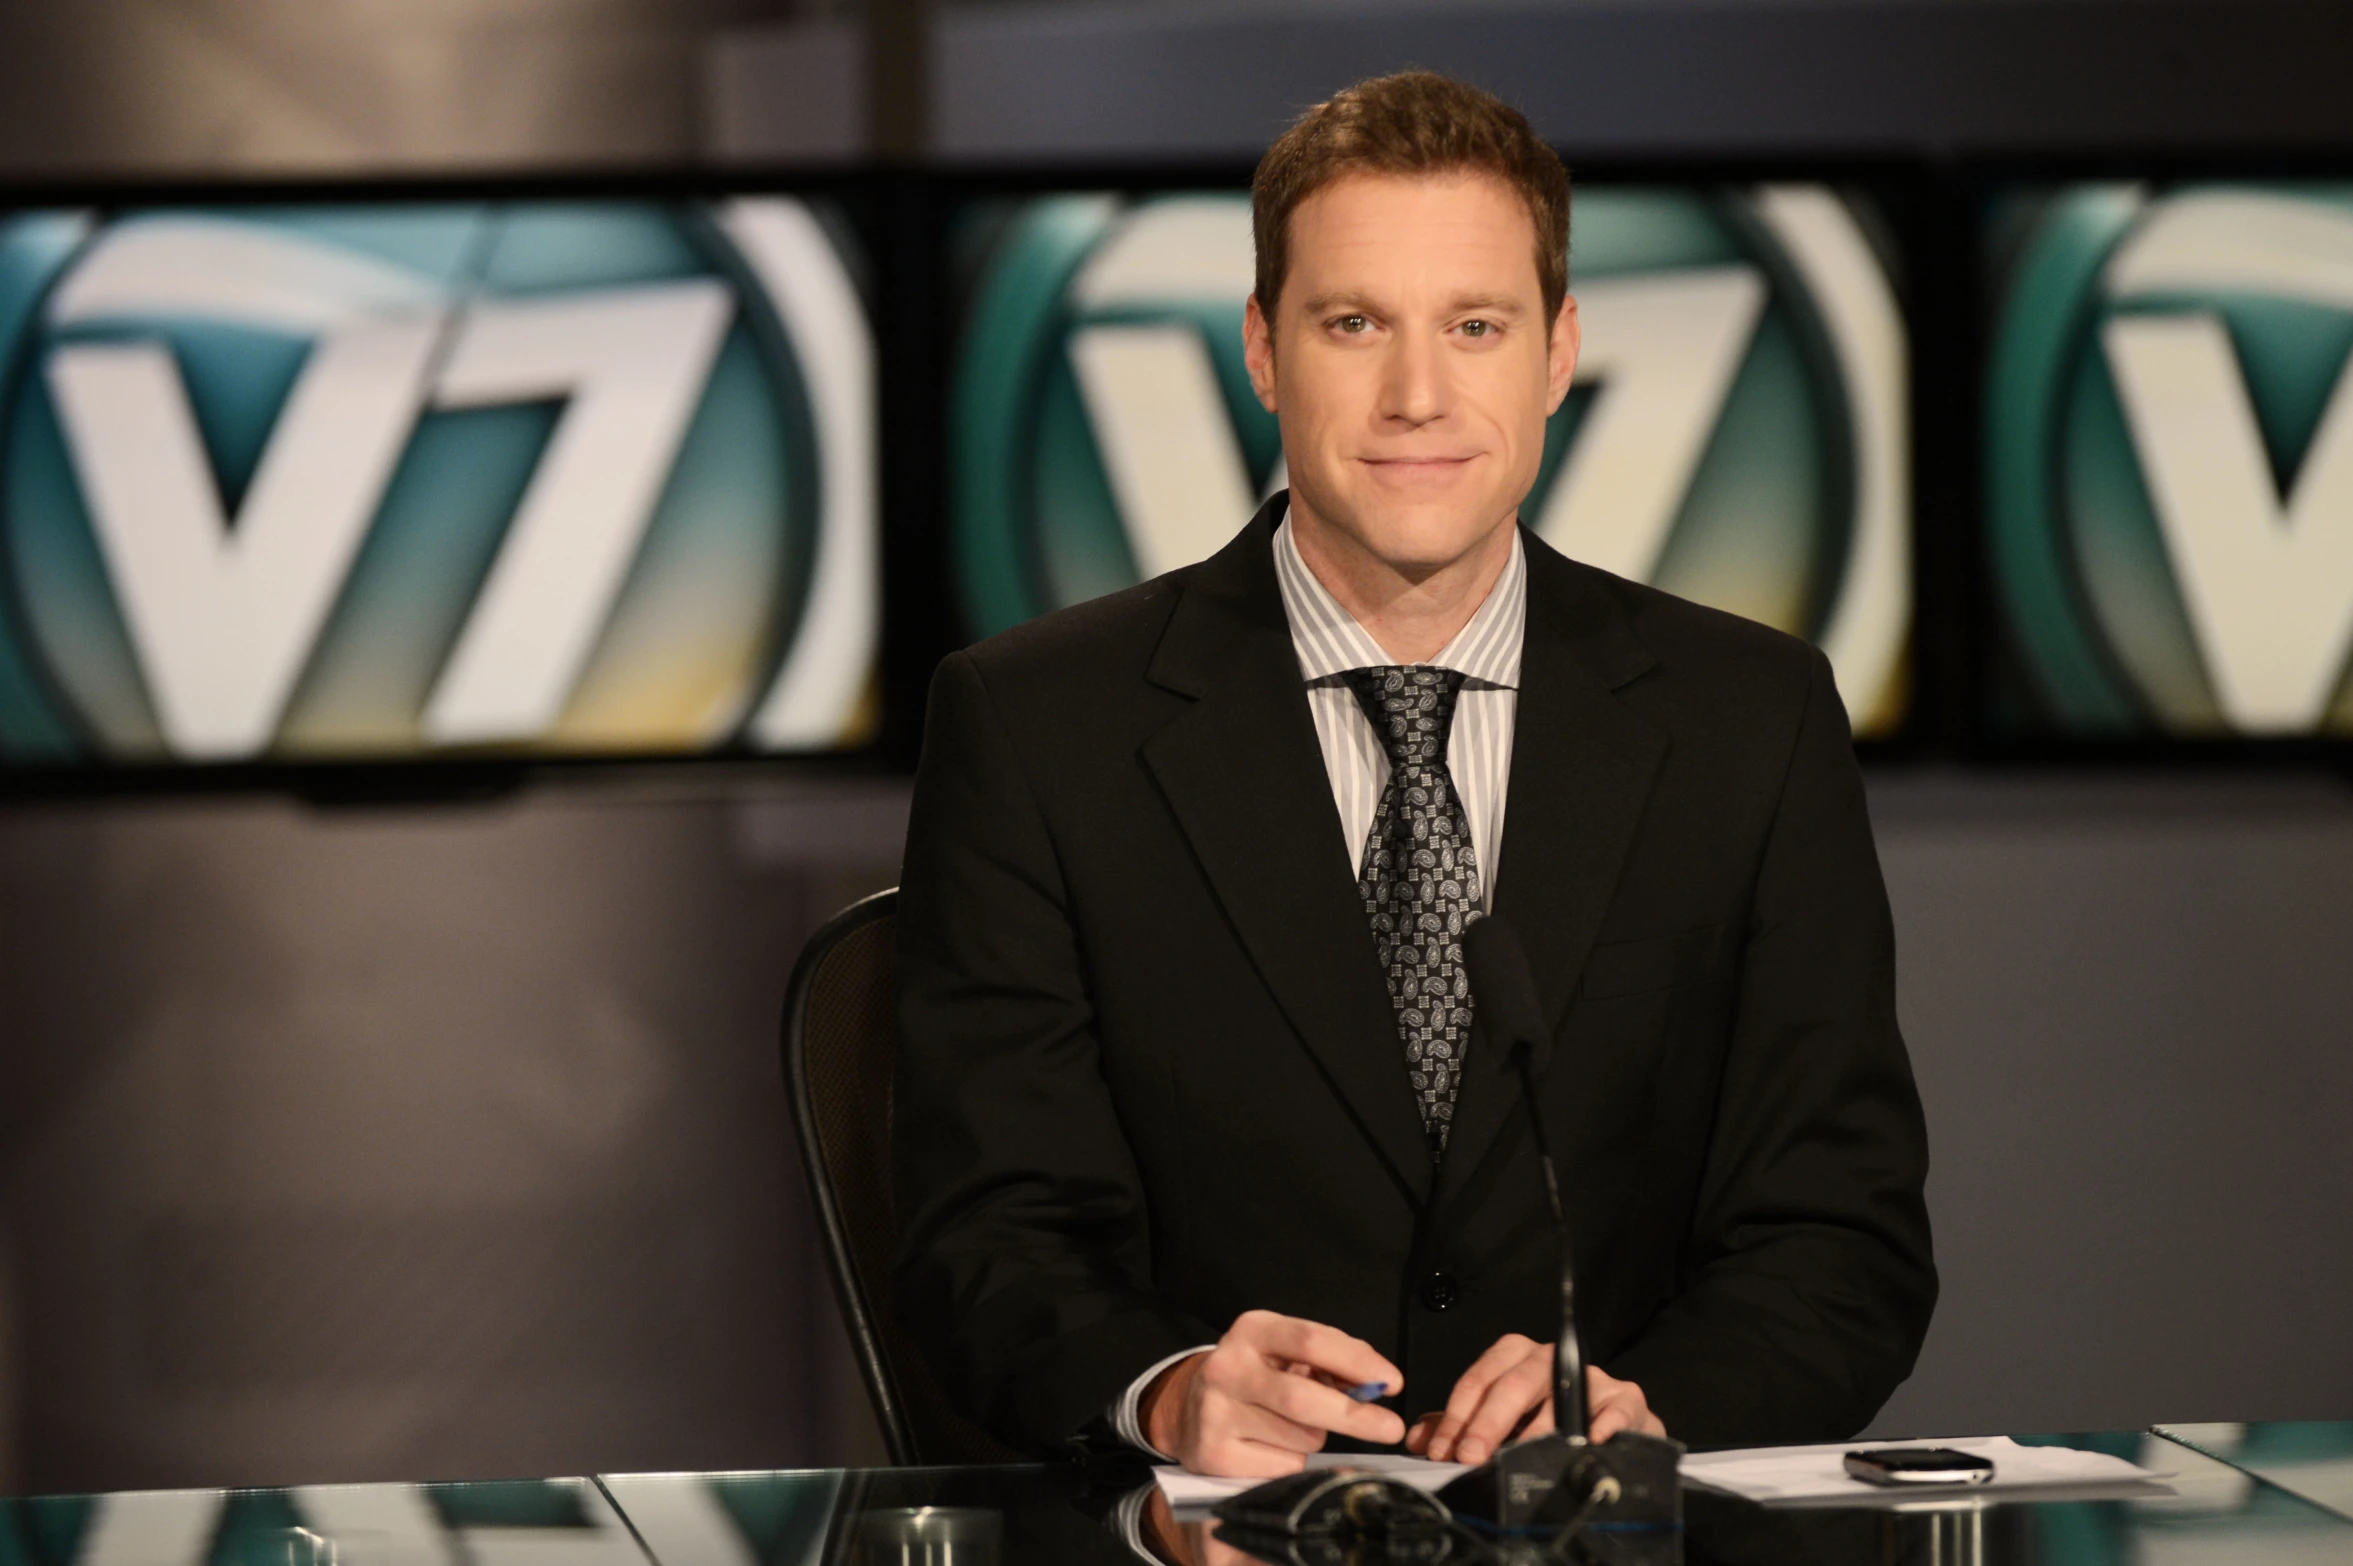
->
[784,888,1025,1466]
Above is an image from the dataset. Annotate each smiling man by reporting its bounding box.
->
[893,72,1935,1476]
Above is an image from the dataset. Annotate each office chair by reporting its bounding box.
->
[783,887,1026,1466]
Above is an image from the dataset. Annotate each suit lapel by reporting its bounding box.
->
[1434,535,1667,1213]
[1141,508,1436,1208]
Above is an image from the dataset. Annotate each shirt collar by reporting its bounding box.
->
[1273,506,1526,689]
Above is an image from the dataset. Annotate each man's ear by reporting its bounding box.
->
[1244,292,1278,413]
[1546,295,1581,415]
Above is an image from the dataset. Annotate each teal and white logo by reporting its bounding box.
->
[1989,184,2353,735]
[0,199,875,763]
[953,187,1909,734]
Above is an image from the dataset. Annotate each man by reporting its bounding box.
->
[893,72,1935,1477]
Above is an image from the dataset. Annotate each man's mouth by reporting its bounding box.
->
[1362,455,1477,473]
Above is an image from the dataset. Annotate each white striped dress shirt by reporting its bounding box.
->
[1108,509,1529,1456]
[1273,511,1527,908]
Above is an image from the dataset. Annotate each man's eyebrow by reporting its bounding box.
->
[1296,291,1532,316]
[1448,293,1529,316]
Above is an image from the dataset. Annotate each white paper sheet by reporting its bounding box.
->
[1153,1453,1467,1509]
[1678,1436,2170,1504]
[1153,1435,2171,1511]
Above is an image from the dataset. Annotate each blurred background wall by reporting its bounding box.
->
[2,0,2351,1496]
[0,1,792,176]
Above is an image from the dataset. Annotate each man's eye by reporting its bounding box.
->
[1462,319,1492,338]
[1335,315,1369,334]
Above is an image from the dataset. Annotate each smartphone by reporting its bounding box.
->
[1843,1447,1997,1486]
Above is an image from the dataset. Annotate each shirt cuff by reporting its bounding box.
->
[1109,1345,1215,1458]
[1112,1485,1156,1563]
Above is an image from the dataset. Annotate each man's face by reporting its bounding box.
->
[1245,170,1578,578]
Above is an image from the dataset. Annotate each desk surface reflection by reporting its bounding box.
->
[3,1425,2347,1566]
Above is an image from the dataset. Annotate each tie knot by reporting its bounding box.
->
[1343,666,1468,770]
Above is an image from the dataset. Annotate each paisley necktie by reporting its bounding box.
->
[1344,665,1483,1157]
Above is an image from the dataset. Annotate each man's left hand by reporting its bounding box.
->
[1403,1335,1665,1463]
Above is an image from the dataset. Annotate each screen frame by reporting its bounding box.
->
[0,166,917,800]
[928,154,1943,766]
[1956,152,2353,764]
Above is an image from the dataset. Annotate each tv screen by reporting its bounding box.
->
[948,181,1914,739]
[1983,181,2353,741]
[0,195,878,770]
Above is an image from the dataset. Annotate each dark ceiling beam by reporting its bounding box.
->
[928,0,2353,160]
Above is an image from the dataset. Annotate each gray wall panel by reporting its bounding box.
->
[1866,775,2353,1437]
[0,788,894,1491]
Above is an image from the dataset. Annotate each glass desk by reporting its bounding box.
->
[2156,1422,2353,1525]
[4,1426,2350,1566]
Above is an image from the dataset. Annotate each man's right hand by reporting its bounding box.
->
[1140,1309,1406,1476]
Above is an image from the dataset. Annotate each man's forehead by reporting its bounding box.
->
[1284,171,1546,296]
[1293,167,1534,228]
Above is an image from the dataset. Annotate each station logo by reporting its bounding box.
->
[0,199,876,763]
[1988,184,2353,735]
[951,187,1909,734]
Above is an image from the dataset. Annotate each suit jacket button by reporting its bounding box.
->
[1419,1271,1459,1312]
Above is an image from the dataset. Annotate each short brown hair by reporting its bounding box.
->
[1252,72,1571,323]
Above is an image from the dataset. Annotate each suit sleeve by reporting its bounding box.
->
[1606,647,1937,1444]
[891,649,1215,1452]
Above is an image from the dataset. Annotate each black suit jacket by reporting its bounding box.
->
[892,498,1935,1454]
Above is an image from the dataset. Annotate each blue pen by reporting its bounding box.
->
[1343,1381,1389,1402]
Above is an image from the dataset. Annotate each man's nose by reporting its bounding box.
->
[1380,331,1447,426]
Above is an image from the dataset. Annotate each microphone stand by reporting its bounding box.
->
[1432,922,1684,1563]
[1515,1045,1588,1449]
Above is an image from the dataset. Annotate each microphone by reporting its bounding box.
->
[1433,916,1684,1555]
[1462,914,1552,1074]
[1459,915,1586,1445]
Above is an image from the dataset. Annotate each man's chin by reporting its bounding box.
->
[1317,491,1517,577]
